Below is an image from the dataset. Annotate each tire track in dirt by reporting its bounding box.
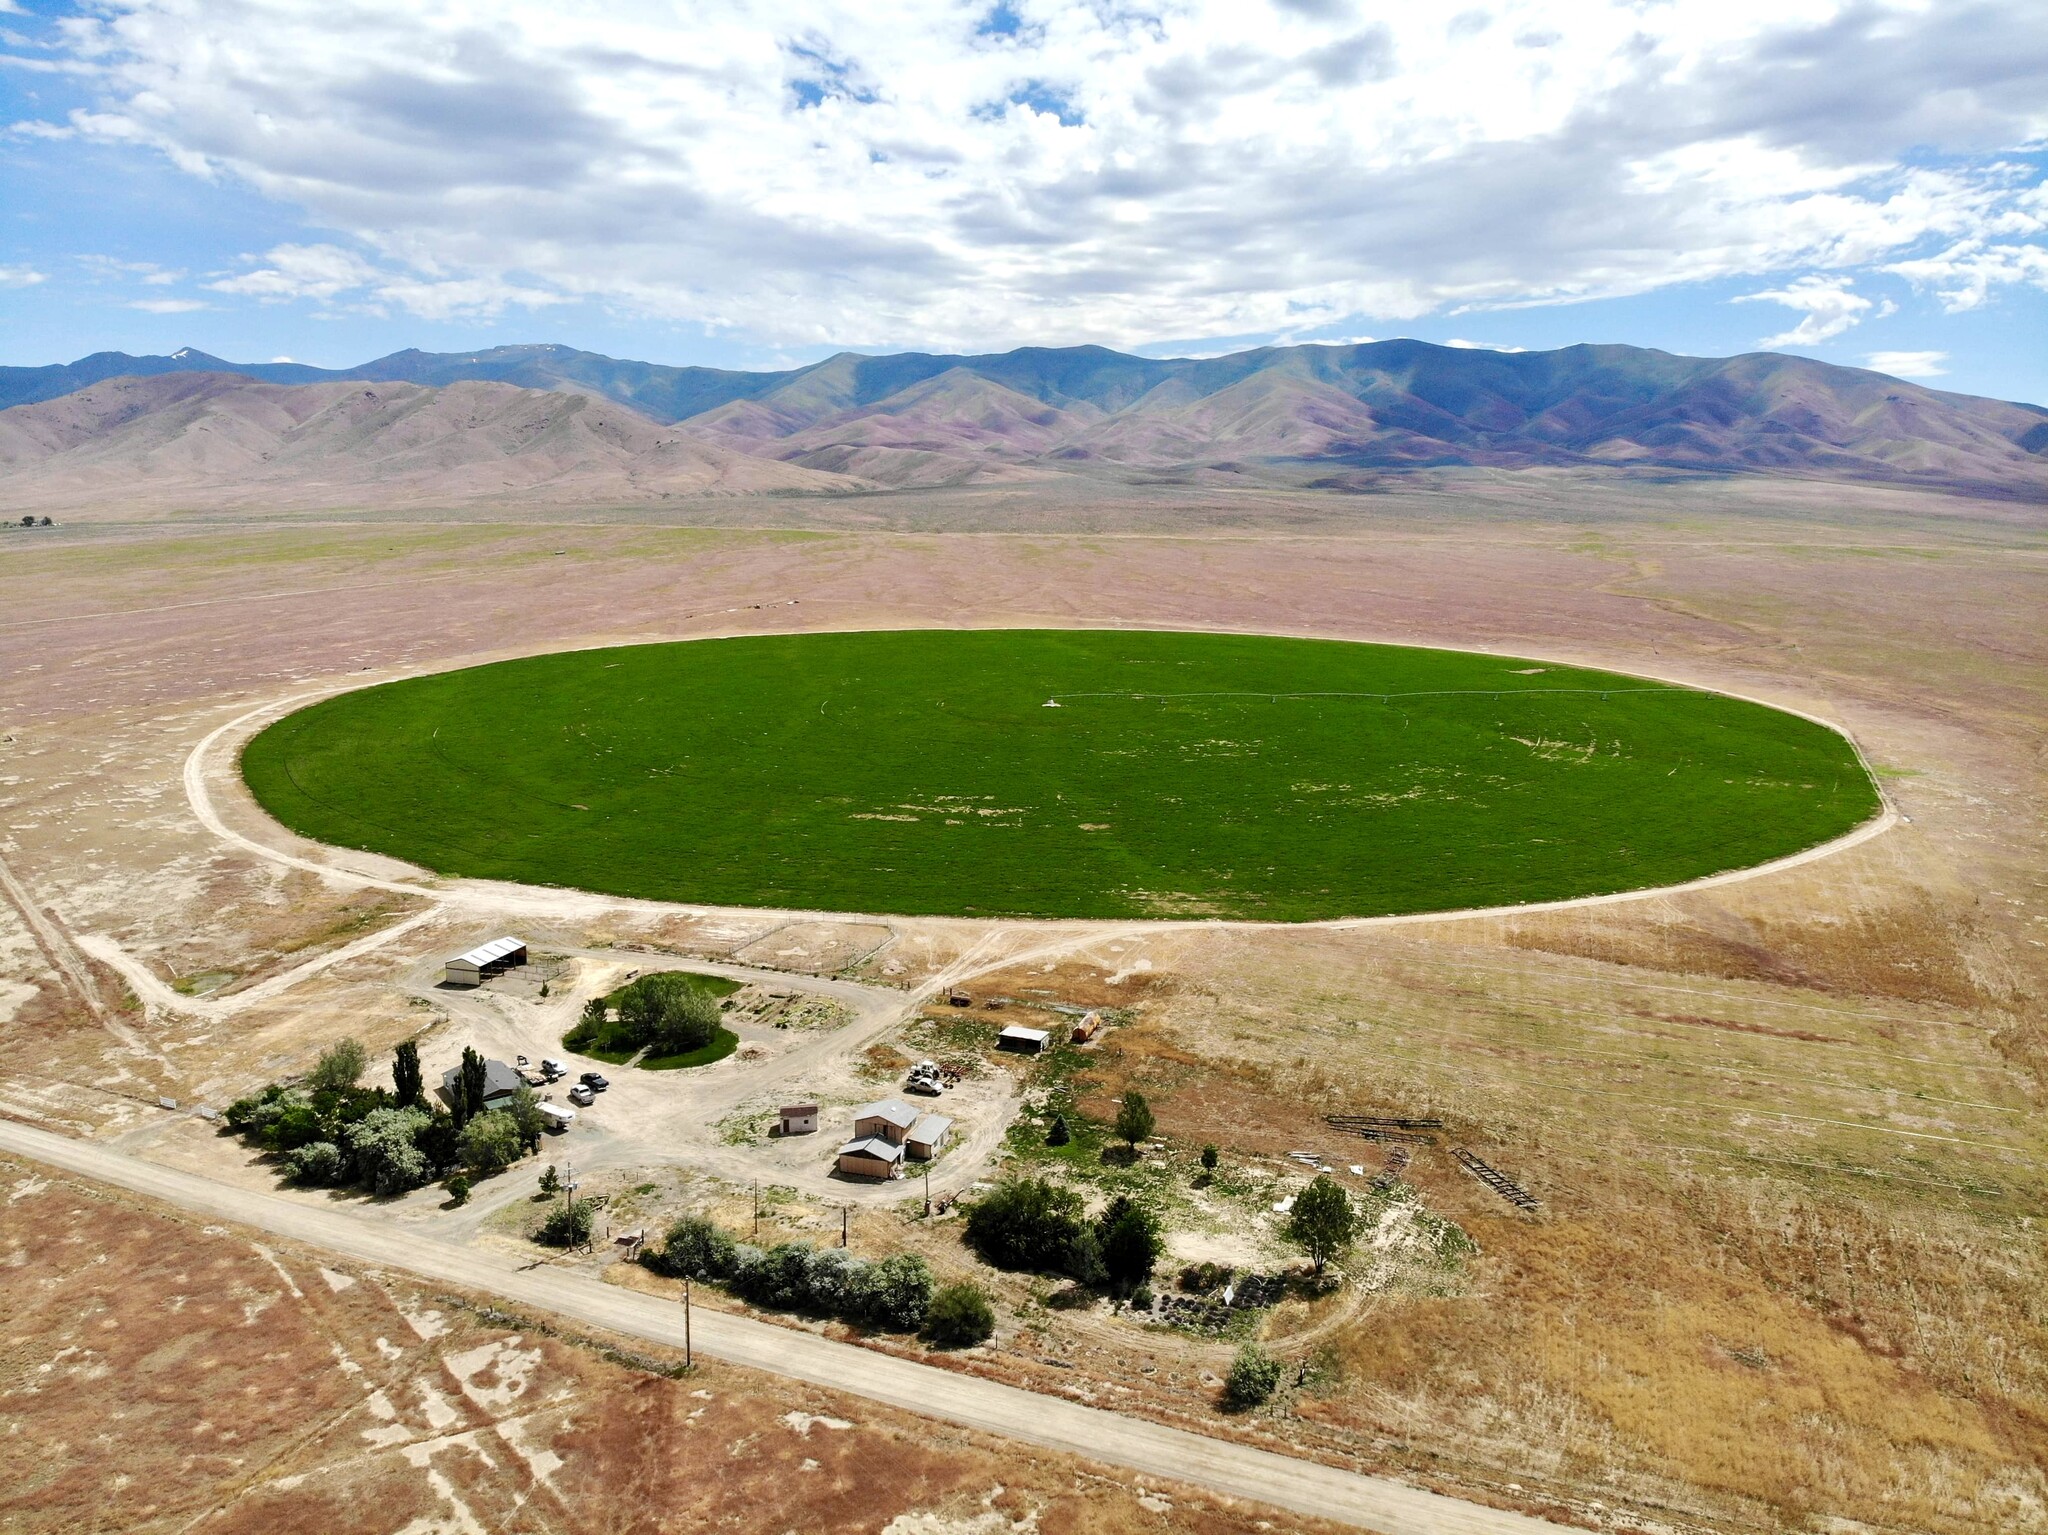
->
[0,845,168,1064]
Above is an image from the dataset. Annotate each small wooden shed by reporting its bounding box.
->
[778,1104,819,1136]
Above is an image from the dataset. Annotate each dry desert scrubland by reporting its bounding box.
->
[1,469,2045,1535]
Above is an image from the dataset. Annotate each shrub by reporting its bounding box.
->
[1131,1283,1154,1311]
[923,1282,995,1347]
[446,1174,471,1207]
[282,1140,343,1186]
[344,1106,431,1196]
[964,1177,1093,1277]
[805,1247,865,1316]
[1096,1196,1164,1292]
[855,1252,934,1332]
[1114,1089,1154,1149]
[1226,1342,1283,1408]
[740,1242,820,1311]
[307,1036,369,1095]
[459,1109,523,1173]
[536,1201,594,1247]
[725,1242,768,1293]
[651,1214,737,1279]
[224,1083,289,1133]
[261,1096,326,1153]
[1200,1144,1219,1171]
[1045,1114,1070,1147]
[1180,1260,1230,1294]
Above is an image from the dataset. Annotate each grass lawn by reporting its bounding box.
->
[242,628,1880,921]
[641,1028,741,1071]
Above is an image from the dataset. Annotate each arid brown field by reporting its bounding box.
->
[1,470,2044,1533]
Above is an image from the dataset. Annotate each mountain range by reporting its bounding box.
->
[3,339,2045,509]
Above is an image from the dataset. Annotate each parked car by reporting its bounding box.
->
[567,1084,596,1107]
[540,1058,567,1080]
[580,1071,609,1091]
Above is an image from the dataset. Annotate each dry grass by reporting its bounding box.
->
[0,1155,1347,1535]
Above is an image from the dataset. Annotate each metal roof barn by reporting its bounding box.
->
[441,936,527,987]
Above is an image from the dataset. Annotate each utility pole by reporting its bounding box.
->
[841,1204,848,1249]
[752,1181,760,1240]
[923,1161,931,1217]
[684,1276,692,1369]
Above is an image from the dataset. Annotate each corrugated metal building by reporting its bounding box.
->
[441,936,527,987]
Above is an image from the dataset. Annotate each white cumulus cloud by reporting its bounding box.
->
[1864,350,1948,378]
[17,0,2048,350]
[0,264,46,287]
[1735,275,1894,348]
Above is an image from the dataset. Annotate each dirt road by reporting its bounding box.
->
[0,1117,1568,1535]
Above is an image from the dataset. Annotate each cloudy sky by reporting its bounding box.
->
[2,0,2045,400]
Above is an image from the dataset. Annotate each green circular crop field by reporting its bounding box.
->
[241,628,1879,922]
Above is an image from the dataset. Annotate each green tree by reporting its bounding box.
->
[414,1111,460,1178]
[392,1039,424,1109]
[1284,1173,1357,1275]
[538,1164,561,1196]
[1045,1114,1070,1147]
[1226,1342,1283,1408]
[457,1046,488,1127]
[923,1282,996,1347]
[1095,1195,1164,1292]
[307,1036,368,1095]
[344,1106,431,1196]
[1114,1089,1154,1150]
[619,972,721,1055]
[446,1174,471,1207]
[459,1109,523,1173]
[505,1086,545,1153]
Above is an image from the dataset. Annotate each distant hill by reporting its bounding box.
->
[3,339,2045,501]
[0,373,861,510]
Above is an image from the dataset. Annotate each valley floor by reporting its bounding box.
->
[1,475,2044,1533]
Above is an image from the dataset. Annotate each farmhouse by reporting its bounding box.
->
[441,936,527,987]
[778,1104,819,1136]
[438,1057,524,1110]
[835,1135,905,1180]
[997,1024,1050,1055]
[904,1112,953,1161]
